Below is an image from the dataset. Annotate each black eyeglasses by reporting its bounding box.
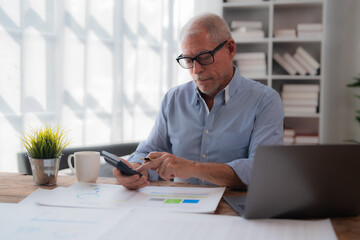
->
[176,40,228,69]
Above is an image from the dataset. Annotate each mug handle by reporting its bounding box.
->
[67,154,75,173]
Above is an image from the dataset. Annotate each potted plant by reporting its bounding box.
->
[21,124,71,185]
[346,74,360,143]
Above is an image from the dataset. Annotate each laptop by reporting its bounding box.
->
[224,144,360,219]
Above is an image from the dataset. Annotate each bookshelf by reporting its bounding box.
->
[223,0,326,144]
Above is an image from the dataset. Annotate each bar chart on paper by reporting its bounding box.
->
[137,186,224,212]
[35,183,225,213]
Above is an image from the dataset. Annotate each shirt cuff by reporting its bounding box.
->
[226,158,254,186]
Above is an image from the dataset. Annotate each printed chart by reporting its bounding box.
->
[36,183,225,213]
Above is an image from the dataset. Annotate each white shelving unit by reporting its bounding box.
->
[223,0,326,144]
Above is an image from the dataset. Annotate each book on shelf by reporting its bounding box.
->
[274,48,319,76]
[230,20,262,30]
[281,84,319,114]
[297,23,322,31]
[273,53,296,75]
[282,91,318,100]
[227,0,264,3]
[235,52,265,61]
[295,134,319,144]
[296,46,320,70]
[293,53,317,76]
[283,106,317,114]
[297,31,323,38]
[297,23,323,38]
[274,29,296,38]
[284,135,295,145]
[231,20,264,41]
[283,129,319,145]
[283,52,307,76]
[284,128,296,137]
[284,129,295,144]
[235,52,267,78]
[282,84,320,92]
[282,99,318,107]
[232,30,265,40]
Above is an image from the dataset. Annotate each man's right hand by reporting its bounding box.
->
[112,159,150,190]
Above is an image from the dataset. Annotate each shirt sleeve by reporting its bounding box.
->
[226,89,284,185]
[127,93,172,181]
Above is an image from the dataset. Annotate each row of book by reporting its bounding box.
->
[274,23,323,38]
[230,20,264,41]
[281,84,319,114]
[234,52,266,78]
[273,47,320,76]
[284,129,319,145]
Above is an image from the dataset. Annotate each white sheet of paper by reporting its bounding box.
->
[102,209,338,240]
[19,187,66,205]
[0,203,132,240]
[35,182,225,213]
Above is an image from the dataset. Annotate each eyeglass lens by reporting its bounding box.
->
[178,52,214,69]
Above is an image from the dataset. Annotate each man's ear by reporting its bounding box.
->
[227,39,237,57]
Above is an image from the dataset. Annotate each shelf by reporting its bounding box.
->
[272,38,322,43]
[223,0,324,143]
[271,75,321,80]
[273,0,323,7]
[223,2,270,8]
[235,38,269,44]
[285,113,320,118]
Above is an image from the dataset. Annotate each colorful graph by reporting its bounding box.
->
[146,191,208,204]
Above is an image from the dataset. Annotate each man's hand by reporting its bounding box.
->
[112,158,150,190]
[136,152,196,181]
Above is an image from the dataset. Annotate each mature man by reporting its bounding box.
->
[113,13,284,190]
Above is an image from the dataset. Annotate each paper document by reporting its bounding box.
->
[102,209,338,240]
[0,203,131,240]
[35,182,225,213]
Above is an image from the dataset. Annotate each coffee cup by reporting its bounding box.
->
[67,151,100,182]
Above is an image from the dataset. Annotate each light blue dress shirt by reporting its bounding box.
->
[128,67,284,186]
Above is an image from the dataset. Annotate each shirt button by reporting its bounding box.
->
[205,129,209,134]
[202,154,206,158]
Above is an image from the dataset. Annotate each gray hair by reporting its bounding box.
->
[180,13,231,44]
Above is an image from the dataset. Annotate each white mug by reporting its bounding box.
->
[67,151,100,182]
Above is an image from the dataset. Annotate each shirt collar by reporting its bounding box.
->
[192,66,242,106]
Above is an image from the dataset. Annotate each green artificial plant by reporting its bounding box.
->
[21,124,71,159]
[346,74,360,143]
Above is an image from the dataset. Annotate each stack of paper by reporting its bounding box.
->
[1,203,337,240]
[4,182,337,239]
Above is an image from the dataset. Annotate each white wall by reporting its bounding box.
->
[322,0,360,143]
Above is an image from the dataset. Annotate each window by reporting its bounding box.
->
[0,0,220,172]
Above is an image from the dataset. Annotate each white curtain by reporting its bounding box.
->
[0,0,221,172]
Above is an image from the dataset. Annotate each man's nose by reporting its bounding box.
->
[192,60,204,74]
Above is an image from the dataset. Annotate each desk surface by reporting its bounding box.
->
[0,172,359,240]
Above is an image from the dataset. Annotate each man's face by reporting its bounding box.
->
[181,32,235,97]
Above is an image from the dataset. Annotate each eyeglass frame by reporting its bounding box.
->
[176,40,228,69]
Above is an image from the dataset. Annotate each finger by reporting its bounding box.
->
[147,152,166,159]
[137,159,163,172]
